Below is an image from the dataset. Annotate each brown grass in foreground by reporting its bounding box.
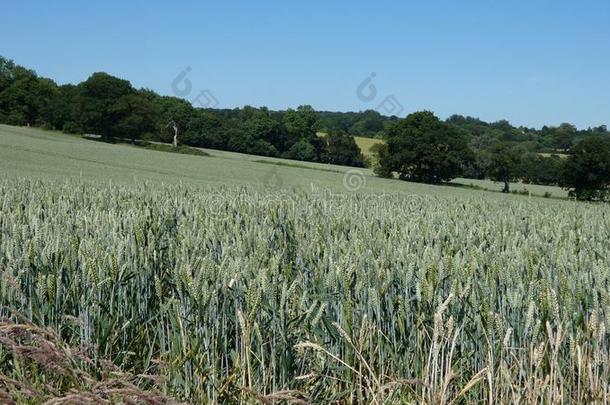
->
[0,314,184,405]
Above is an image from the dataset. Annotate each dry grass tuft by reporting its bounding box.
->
[0,318,183,404]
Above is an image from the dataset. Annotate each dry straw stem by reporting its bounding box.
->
[242,387,312,405]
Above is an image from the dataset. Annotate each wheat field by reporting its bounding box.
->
[0,126,608,403]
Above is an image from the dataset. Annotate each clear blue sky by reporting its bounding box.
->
[2,1,609,129]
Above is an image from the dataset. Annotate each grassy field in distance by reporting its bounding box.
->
[354,135,384,159]
[1,124,567,198]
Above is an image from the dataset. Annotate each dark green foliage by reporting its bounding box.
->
[281,105,325,161]
[382,111,473,183]
[560,137,610,201]
[78,72,134,137]
[44,84,81,131]
[0,56,15,94]
[110,93,160,142]
[447,115,608,155]
[317,109,395,138]
[284,138,318,161]
[0,62,57,126]
[486,143,523,193]
[181,110,224,148]
[321,130,366,167]
[520,154,563,186]
[552,123,577,151]
[371,143,393,178]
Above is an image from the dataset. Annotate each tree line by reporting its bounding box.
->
[1,55,609,200]
[0,56,366,167]
[373,111,610,200]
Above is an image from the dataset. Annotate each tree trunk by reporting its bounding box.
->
[502,180,510,193]
[172,123,179,148]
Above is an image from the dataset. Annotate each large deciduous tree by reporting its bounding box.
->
[487,142,523,193]
[282,105,324,160]
[560,137,610,201]
[381,111,473,183]
[0,65,57,126]
[322,129,365,167]
[110,92,159,143]
[78,72,133,138]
